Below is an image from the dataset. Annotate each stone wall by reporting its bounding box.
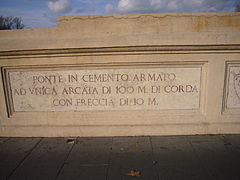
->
[0,12,240,137]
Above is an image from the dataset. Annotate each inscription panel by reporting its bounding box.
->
[226,65,240,109]
[8,67,202,112]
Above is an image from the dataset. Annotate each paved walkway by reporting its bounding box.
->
[0,135,240,180]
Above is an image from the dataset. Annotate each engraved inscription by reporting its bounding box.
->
[227,66,240,108]
[9,67,201,112]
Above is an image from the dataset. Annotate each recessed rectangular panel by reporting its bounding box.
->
[226,65,240,109]
[7,66,202,112]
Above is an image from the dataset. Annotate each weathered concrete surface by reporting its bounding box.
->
[0,135,240,180]
[0,12,240,137]
[0,13,240,51]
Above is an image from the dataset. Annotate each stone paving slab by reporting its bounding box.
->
[0,138,9,144]
[0,135,240,180]
[151,136,213,180]
[8,138,73,180]
[108,137,158,180]
[56,137,112,180]
[0,138,41,180]
[223,134,240,149]
[188,135,240,180]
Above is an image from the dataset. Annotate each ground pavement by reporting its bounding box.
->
[0,135,240,180]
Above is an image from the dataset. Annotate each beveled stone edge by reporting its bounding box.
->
[57,12,240,23]
[222,61,240,115]
[0,45,240,57]
[2,61,206,118]
[1,121,240,137]
[1,67,13,117]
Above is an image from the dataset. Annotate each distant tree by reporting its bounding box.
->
[236,3,240,12]
[0,16,25,30]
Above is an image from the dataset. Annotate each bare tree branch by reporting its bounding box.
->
[0,16,25,30]
[235,3,240,12]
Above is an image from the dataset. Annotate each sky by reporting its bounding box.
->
[0,0,239,29]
